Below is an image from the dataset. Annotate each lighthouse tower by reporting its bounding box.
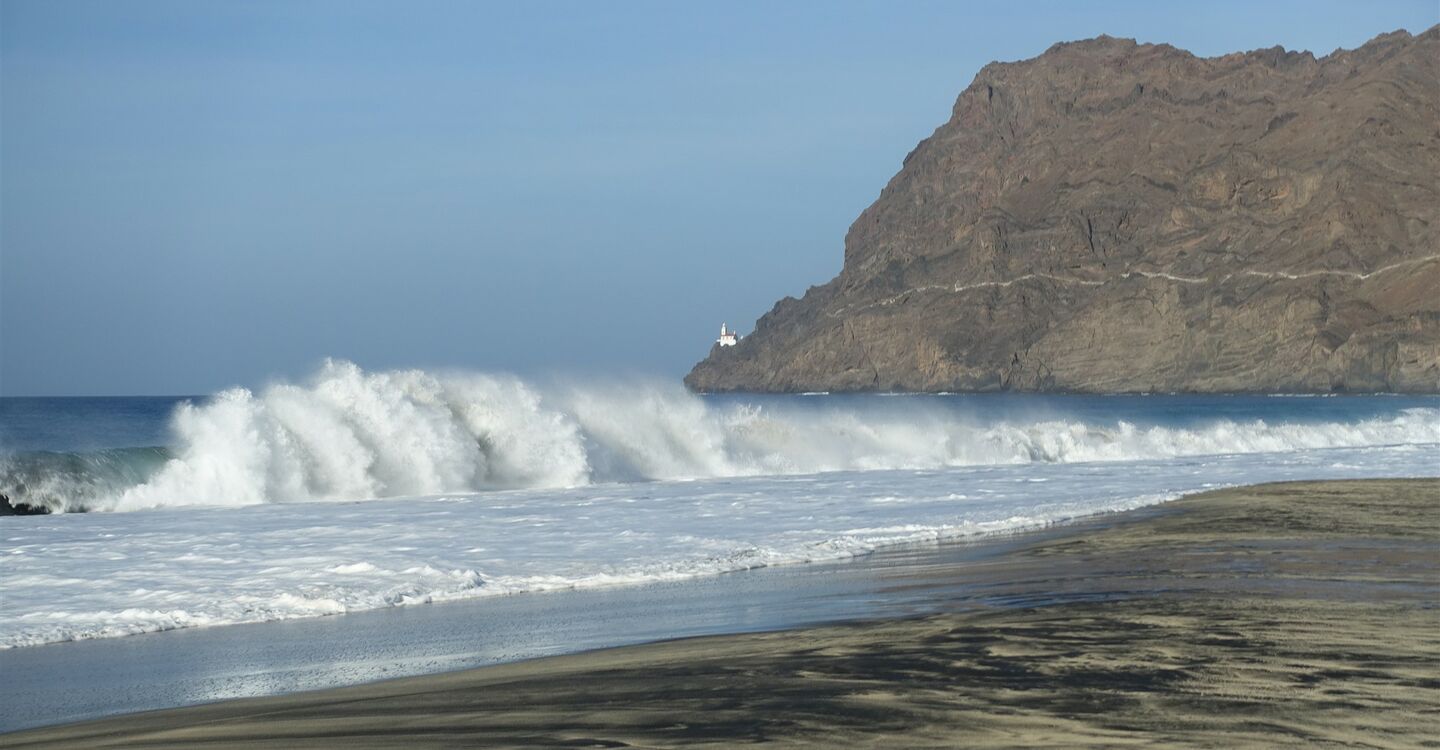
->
[717,323,739,347]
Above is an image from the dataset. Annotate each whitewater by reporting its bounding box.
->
[1,360,1436,648]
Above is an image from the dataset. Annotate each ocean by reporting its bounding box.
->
[1,359,1437,651]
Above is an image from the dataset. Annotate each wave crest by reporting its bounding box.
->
[4,359,1438,512]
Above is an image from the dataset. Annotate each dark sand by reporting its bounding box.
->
[4,479,1437,749]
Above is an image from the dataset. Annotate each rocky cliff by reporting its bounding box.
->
[687,28,1440,393]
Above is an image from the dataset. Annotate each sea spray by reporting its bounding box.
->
[3,358,1438,513]
[110,364,593,511]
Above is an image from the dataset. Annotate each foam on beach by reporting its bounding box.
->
[2,440,1436,649]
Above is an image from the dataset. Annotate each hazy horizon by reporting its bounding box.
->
[3,0,1436,396]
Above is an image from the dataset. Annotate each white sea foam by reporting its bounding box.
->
[23,359,1436,512]
[1,441,1436,649]
[1,364,1436,648]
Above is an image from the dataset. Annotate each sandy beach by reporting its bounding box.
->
[4,478,1437,749]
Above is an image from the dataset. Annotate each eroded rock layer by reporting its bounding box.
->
[687,28,1440,393]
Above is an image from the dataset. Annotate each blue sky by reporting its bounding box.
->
[3,0,1436,395]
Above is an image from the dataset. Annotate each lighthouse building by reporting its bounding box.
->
[717,323,740,347]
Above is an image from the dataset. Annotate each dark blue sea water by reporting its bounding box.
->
[0,396,191,452]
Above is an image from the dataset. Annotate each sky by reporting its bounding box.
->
[2,0,1436,396]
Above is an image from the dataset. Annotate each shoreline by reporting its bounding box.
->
[0,494,1177,735]
[4,478,1435,748]
[0,488,1169,650]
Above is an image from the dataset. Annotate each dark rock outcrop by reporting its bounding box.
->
[0,492,50,516]
[687,28,1440,393]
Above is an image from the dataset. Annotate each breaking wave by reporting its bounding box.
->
[0,447,171,513]
[3,359,1438,513]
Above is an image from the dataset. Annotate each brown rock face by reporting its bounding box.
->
[687,28,1440,393]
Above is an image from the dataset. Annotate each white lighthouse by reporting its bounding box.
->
[717,323,740,347]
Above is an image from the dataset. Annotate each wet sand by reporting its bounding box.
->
[4,479,1437,748]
